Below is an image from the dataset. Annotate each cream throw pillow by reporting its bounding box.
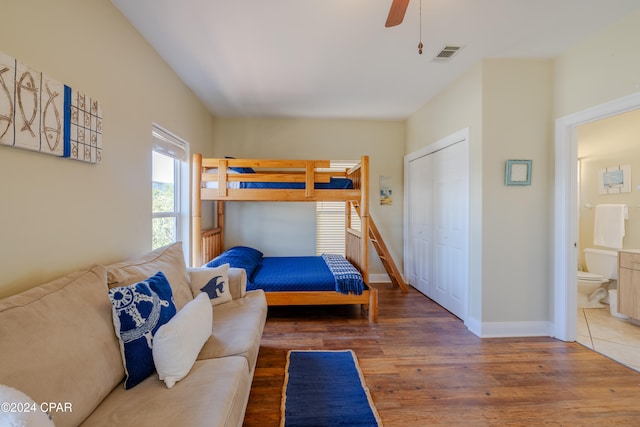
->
[152,293,212,388]
[188,264,232,306]
[0,384,55,427]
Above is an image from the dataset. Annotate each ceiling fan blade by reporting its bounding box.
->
[385,0,410,27]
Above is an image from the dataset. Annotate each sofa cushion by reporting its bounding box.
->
[80,357,251,427]
[106,242,192,310]
[0,265,123,427]
[109,271,177,390]
[197,290,267,373]
[153,292,212,388]
[189,264,232,306]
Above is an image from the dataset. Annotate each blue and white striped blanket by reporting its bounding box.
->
[321,254,365,295]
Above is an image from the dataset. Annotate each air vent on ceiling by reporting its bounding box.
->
[432,45,464,62]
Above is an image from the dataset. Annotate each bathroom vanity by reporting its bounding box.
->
[618,250,640,319]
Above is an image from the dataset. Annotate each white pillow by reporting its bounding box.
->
[0,384,56,427]
[152,293,212,388]
[188,264,232,306]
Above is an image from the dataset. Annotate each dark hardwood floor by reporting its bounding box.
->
[243,284,640,426]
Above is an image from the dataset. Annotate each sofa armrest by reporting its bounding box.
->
[228,268,247,300]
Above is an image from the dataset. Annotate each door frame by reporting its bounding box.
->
[553,92,640,341]
[404,128,470,320]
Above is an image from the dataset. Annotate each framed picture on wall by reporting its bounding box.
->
[599,164,631,194]
[505,159,532,186]
[380,175,392,205]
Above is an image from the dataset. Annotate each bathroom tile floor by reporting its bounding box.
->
[576,306,640,372]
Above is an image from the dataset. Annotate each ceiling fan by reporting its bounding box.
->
[386,0,425,54]
[385,0,410,27]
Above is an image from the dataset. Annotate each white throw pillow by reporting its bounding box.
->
[188,264,232,306]
[152,293,213,388]
[0,384,56,427]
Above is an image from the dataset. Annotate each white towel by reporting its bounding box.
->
[593,204,628,249]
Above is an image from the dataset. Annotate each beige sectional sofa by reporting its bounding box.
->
[0,242,267,427]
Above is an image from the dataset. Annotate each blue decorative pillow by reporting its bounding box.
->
[225,156,255,174]
[204,246,263,282]
[108,271,177,389]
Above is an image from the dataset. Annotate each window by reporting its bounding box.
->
[152,125,189,253]
[316,161,360,255]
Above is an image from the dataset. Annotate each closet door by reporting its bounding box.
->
[407,154,433,295]
[406,137,468,321]
[431,141,468,319]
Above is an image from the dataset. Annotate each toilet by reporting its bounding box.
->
[577,248,618,309]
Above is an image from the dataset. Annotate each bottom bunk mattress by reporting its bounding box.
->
[251,256,335,292]
[204,246,365,295]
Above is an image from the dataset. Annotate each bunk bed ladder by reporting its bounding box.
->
[353,203,409,293]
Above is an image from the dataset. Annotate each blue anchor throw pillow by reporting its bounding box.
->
[108,271,177,389]
[188,263,232,306]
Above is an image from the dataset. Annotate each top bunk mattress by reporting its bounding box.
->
[205,176,353,190]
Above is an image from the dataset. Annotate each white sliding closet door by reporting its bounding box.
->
[405,133,469,320]
[431,141,468,318]
[407,154,432,296]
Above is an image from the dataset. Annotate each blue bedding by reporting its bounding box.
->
[204,246,364,294]
[240,177,353,190]
[250,257,336,292]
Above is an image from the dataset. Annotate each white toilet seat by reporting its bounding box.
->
[577,270,606,282]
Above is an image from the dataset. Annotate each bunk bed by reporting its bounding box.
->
[191,154,378,322]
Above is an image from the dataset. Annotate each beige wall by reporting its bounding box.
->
[405,59,553,325]
[553,10,640,118]
[406,64,484,321]
[578,109,640,267]
[481,59,553,323]
[404,10,640,331]
[211,117,405,275]
[0,0,214,298]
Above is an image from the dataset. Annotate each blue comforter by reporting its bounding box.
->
[204,246,364,295]
[241,177,353,189]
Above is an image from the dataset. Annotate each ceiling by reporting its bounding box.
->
[111,0,640,120]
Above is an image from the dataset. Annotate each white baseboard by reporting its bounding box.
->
[466,317,552,338]
[368,273,391,283]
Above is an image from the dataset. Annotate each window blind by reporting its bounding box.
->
[316,160,360,255]
[152,125,188,161]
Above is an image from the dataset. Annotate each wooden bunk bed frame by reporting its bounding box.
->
[191,154,378,322]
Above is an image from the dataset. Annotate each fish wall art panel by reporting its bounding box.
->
[0,50,102,164]
[68,90,102,163]
[14,60,42,152]
[0,51,16,147]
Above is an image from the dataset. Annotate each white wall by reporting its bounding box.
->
[210,117,405,274]
[0,0,214,298]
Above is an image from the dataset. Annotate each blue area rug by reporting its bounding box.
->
[281,350,382,427]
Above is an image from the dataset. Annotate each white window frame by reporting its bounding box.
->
[151,124,190,263]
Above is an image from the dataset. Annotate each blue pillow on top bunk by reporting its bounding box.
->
[225,156,255,174]
[204,246,263,282]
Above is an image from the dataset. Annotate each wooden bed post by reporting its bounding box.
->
[191,153,203,267]
[360,155,370,284]
[217,200,225,253]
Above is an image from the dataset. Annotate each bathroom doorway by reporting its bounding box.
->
[553,92,640,343]
[574,108,640,371]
